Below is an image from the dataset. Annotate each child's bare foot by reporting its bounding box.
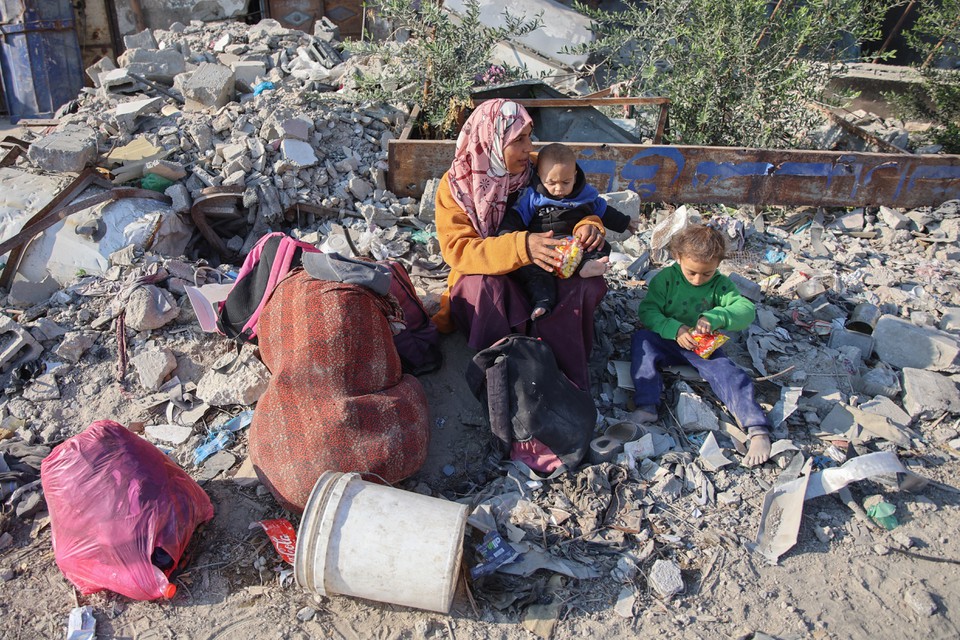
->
[579,257,609,278]
[531,306,548,320]
[743,434,772,467]
[627,404,658,424]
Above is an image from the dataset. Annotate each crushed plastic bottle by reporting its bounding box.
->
[193,430,234,466]
[866,500,898,530]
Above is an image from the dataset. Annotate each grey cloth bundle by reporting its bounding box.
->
[301,252,392,296]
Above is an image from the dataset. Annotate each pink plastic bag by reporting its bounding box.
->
[40,420,214,600]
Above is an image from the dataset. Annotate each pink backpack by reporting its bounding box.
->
[217,232,320,344]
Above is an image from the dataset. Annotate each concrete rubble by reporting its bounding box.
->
[0,15,957,638]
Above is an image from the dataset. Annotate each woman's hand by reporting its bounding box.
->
[526,231,563,272]
[574,224,605,252]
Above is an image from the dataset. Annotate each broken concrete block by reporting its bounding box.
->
[126,285,180,332]
[164,183,191,214]
[231,60,267,92]
[113,97,163,131]
[941,308,960,333]
[859,396,911,429]
[0,315,43,372]
[145,159,187,181]
[873,315,960,372]
[280,139,318,168]
[418,177,440,222]
[904,585,938,617]
[118,48,187,83]
[649,559,684,598]
[27,125,98,173]
[675,385,719,431]
[348,176,373,201]
[196,353,270,406]
[280,118,311,141]
[100,68,141,95]
[123,29,158,51]
[879,206,910,230]
[54,332,96,363]
[828,327,874,361]
[901,368,960,418]
[131,348,177,390]
[182,63,235,111]
[146,423,193,445]
[86,56,117,87]
[829,211,864,232]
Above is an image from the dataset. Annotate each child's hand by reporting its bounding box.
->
[627,218,640,234]
[574,225,604,252]
[676,326,699,350]
[694,317,712,335]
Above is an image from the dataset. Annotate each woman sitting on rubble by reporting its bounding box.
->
[433,99,608,391]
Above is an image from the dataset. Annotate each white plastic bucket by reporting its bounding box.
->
[294,472,468,613]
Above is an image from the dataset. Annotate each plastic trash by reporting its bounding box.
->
[192,411,252,466]
[66,605,96,640]
[866,500,898,530]
[141,173,174,192]
[470,530,520,579]
[41,420,213,600]
[253,81,275,95]
[252,519,297,564]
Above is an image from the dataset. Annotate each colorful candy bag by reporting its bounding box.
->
[692,332,729,358]
[555,236,583,279]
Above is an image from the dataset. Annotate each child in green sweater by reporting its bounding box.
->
[629,224,771,466]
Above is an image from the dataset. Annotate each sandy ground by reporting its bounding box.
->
[1,322,959,640]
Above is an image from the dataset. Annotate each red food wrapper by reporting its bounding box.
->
[252,519,297,564]
[692,332,729,359]
[555,236,583,279]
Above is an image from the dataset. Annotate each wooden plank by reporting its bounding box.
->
[471,97,671,108]
[387,140,960,208]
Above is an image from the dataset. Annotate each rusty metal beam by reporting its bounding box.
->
[471,97,671,108]
[387,140,960,208]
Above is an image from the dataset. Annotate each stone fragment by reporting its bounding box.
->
[118,48,187,83]
[728,272,762,302]
[879,205,911,230]
[131,348,177,390]
[941,308,960,333]
[27,126,98,173]
[182,63,235,111]
[164,183,191,214]
[649,559,684,598]
[904,586,937,617]
[196,353,270,406]
[113,97,162,130]
[145,159,187,181]
[348,176,372,201]
[614,586,636,618]
[901,368,960,418]
[55,332,96,363]
[859,396,911,428]
[123,29,158,50]
[280,118,310,141]
[86,56,117,87]
[32,318,67,341]
[23,374,60,401]
[125,285,180,332]
[146,423,193,445]
[675,386,719,431]
[873,315,959,372]
[232,456,260,487]
[280,139,317,168]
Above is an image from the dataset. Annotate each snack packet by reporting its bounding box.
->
[692,332,729,358]
[555,236,583,279]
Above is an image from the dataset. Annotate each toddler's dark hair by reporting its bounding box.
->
[537,143,577,169]
[669,224,726,263]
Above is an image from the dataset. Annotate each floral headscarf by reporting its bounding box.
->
[447,99,533,238]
